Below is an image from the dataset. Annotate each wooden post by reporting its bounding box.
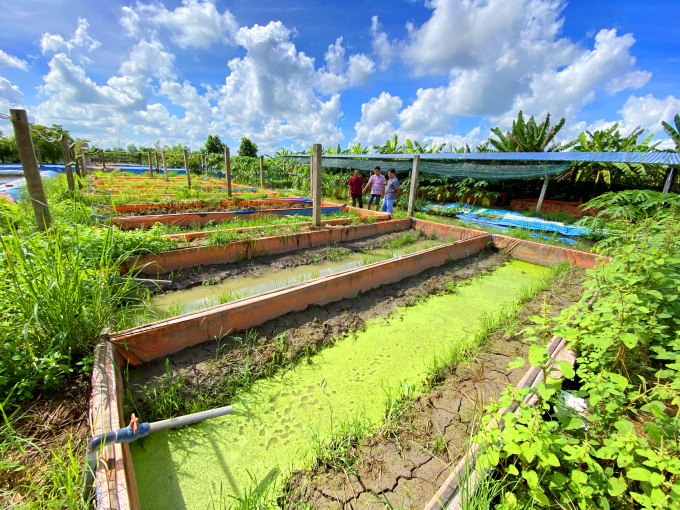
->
[201,154,206,174]
[9,108,51,231]
[155,152,160,174]
[311,144,322,227]
[224,147,232,197]
[60,136,75,191]
[35,146,42,168]
[100,149,107,170]
[183,149,191,188]
[147,151,153,177]
[74,155,83,189]
[80,153,87,177]
[161,151,168,181]
[407,155,420,218]
[662,166,676,193]
[259,155,265,188]
[536,175,550,212]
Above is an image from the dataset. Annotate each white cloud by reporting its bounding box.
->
[370,16,394,71]
[497,29,651,127]
[315,37,375,95]
[0,50,28,71]
[353,92,402,145]
[217,22,343,149]
[384,0,650,140]
[121,0,238,49]
[617,94,680,136]
[0,77,24,112]
[40,18,100,57]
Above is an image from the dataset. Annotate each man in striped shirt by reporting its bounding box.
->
[363,166,386,211]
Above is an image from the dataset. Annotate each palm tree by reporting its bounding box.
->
[489,111,567,152]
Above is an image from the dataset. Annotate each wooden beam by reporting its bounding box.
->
[259,155,265,188]
[147,151,153,177]
[224,147,232,197]
[311,144,322,227]
[407,155,420,217]
[9,108,51,231]
[183,149,191,188]
[161,151,168,181]
[60,136,75,191]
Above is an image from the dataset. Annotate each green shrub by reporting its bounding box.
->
[474,192,680,509]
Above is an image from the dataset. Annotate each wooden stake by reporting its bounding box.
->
[259,155,265,189]
[147,151,153,177]
[311,144,322,227]
[9,108,51,231]
[407,155,420,218]
[80,153,87,177]
[224,147,232,197]
[155,152,160,173]
[35,146,42,168]
[184,149,191,188]
[536,175,550,212]
[100,149,106,170]
[74,155,83,190]
[60,136,75,191]
[161,151,168,181]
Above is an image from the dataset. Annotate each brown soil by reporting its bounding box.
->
[280,267,584,509]
[0,379,90,508]
[127,249,509,406]
[116,201,313,216]
[162,230,428,291]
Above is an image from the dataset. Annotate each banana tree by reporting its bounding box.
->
[349,143,369,154]
[661,114,680,150]
[568,123,661,187]
[489,111,567,152]
[373,135,401,154]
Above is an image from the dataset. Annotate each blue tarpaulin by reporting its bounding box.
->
[424,202,587,238]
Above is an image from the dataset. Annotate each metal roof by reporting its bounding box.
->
[282,151,680,165]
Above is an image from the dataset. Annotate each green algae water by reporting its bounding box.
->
[131,260,549,509]
[150,239,442,315]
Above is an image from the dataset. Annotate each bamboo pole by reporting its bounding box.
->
[259,155,265,189]
[100,149,107,170]
[147,151,153,177]
[9,108,51,231]
[224,147,232,197]
[155,152,160,174]
[35,146,42,168]
[311,144,322,227]
[407,155,420,217]
[184,149,191,188]
[161,151,168,181]
[60,136,75,191]
[536,175,550,212]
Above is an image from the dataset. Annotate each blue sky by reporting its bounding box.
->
[0,0,678,152]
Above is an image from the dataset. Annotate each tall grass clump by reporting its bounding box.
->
[0,225,139,402]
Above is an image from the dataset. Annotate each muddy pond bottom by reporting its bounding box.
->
[150,239,443,315]
[131,260,549,509]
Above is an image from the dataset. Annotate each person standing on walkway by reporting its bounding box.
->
[348,169,364,208]
[363,166,386,211]
[382,168,401,215]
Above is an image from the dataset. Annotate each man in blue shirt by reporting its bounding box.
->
[382,168,402,215]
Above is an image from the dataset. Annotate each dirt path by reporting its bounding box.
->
[126,250,509,416]
[280,267,584,509]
